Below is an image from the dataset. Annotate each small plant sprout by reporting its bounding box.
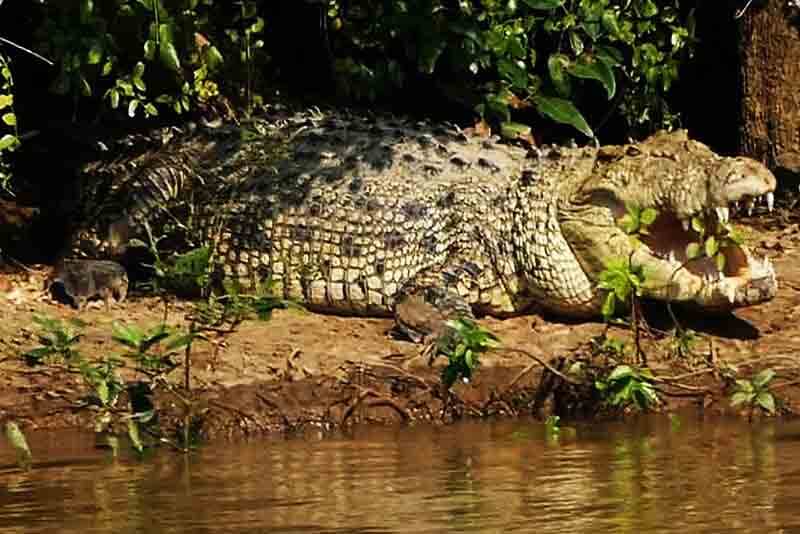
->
[545,415,561,437]
[598,258,646,321]
[595,364,660,412]
[434,318,500,389]
[618,202,658,237]
[731,369,777,416]
[23,314,85,365]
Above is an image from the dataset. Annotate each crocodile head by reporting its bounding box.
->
[558,130,777,313]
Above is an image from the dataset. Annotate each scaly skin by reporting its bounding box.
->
[72,110,778,336]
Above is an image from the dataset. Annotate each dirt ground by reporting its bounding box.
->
[3,204,800,440]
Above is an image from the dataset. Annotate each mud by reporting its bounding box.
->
[2,206,800,440]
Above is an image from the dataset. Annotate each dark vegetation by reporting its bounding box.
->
[0,0,705,191]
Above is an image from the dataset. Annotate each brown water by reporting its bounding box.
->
[2,416,800,533]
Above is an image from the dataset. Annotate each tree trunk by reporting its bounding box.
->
[739,0,800,180]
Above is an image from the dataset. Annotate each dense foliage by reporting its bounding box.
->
[328,0,694,139]
[0,0,695,190]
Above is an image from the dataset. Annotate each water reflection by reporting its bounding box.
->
[2,417,800,532]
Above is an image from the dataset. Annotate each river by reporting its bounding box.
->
[2,415,800,532]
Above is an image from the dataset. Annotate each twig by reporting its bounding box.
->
[504,361,539,392]
[502,347,581,385]
[0,37,54,66]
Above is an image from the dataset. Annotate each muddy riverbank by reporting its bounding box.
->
[2,207,800,441]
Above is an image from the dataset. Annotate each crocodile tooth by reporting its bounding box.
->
[726,283,736,303]
[715,206,730,224]
[766,192,774,212]
[682,219,690,231]
[745,197,755,216]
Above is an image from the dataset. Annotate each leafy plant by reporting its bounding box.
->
[0,52,19,191]
[434,317,500,388]
[111,321,193,373]
[544,414,561,437]
[595,364,659,411]
[33,0,229,120]
[731,368,777,416]
[684,216,744,273]
[23,315,85,365]
[668,327,697,360]
[618,203,658,236]
[598,258,646,320]
[326,0,695,138]
[591,334,627,359]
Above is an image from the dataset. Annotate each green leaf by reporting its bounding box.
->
[498,58,527,89]
[80,0,94,24]
[204,45,224,71]
[608,365,634,382]
[0,133,19,151]
[250,17,265,34]
[753,369,775,388]
[159,42,181,72]
[595,45,624,67]
[730,391,751,407]
[715,253,726,271]
[685,242,701,260]
[756,392,776,414]
[601,293,615,318]
[0,94,12,110]
[96,380,109,406]
[500,121,532,140]
[109,88,120,109]
[79,76,92,97]
[128,99,140,118]
[640,208,658,226]
[704,236,718,257]
[2,113,16,127]
[568,58,616,99]
[568,31,584,55]
[735,379,754,393]
[691,216,704,234]
[87,41,104,65]
[165,333,194,352]
[534,96,594,138]
[133,61,145,80]
[127,420,144,453]
[144,39,156,61]
[520,0,565,10]
[547,54,572,97]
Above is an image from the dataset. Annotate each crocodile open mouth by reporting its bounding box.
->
[634,192,776,308]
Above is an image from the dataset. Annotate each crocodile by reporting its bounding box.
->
[71,109,778,338]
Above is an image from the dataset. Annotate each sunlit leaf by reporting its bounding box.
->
[753,369,775,388]
[127,420,144,453]
[756,392,776,414]
[704,236,718,257]
[534,96,594,138]
[520,0,565,10]
[608,365,634,382]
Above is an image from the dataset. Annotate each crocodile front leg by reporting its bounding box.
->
[392,256,518,342]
